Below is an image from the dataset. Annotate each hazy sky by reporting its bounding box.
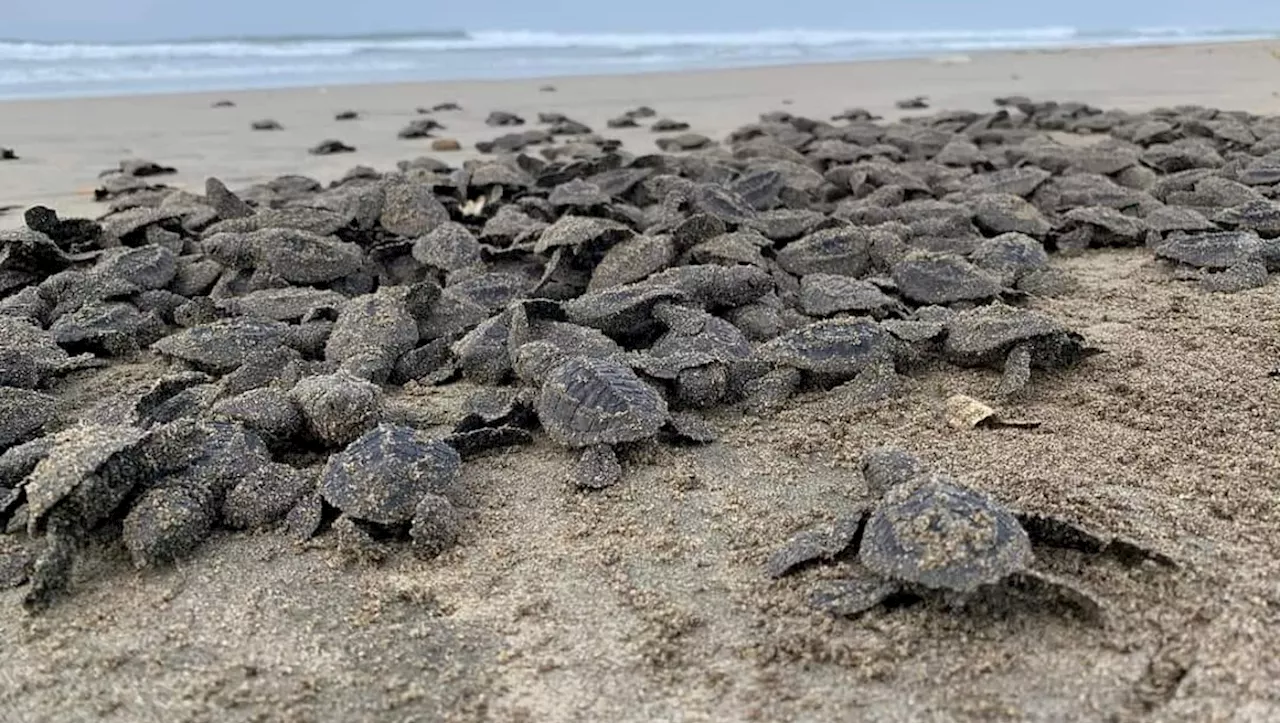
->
[6,0,1280,42]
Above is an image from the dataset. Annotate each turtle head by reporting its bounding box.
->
[860,446,930,498]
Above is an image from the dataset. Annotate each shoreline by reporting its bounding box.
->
[3,37,1278,106]
[3,38,1280,228]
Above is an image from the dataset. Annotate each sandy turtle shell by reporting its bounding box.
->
[859,474,1034,593]
[536,356,669,448]
[891,253,1004,306]
[759,317,897,379]
[320,423,462,526]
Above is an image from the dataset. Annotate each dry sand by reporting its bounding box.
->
[3,41,1280,722]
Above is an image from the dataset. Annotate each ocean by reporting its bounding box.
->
[0,26,1275,101]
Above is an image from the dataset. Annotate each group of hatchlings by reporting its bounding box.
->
[0,286,1172,623]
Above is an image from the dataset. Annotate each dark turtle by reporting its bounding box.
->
[798,274,906,319]
[968,233,1051,288]
[775,225,881,278]
[215,287,347,322]
[0,388,55,451]
[651,118,690,132]
[968,193,1053,237]
[325,287,419,382]
[411,222,483,274]
[768,447,1174,622]
[151,318,297,375]
[1056,206,1149,251]
[120,421,274,568]
[1151,231,1279,292]
[252,119,284,131]
[320,423,463,556]
[943,303,1098,396]
[891,252,1006,306]
[288,372,384,448]
[309,139,356,155]
[895,96,929,110]
[0,317,104,389]
[486,111,525,127]
[656,133,713,152]
[751,317,901,410]
[630,305,762,407]
[5,421,204,612]
[1211,199,1280,239]
[398,118,443,139]
[588,234,678,291]
[536,355,695,489]
[1,148,17,160]
[202,228,363,285]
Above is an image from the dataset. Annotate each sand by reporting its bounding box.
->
[3,40,1280,722]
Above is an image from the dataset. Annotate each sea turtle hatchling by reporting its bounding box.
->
[319,423,463,556]
[535,355,712,489]
[942,302,1100,396]
[2,421,204,612]
[767,448,1175,623]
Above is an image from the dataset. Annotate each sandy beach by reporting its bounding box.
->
[3,39,1280,722]
[4,40,1280,227]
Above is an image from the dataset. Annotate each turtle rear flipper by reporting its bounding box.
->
[997,343,1032,397]
[1002,569,1106,627]
[809,572,902,617]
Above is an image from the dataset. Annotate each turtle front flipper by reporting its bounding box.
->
[997,343,1032,397]
[23,515,79,614]
[1016,512,1178,569]
[1003,569,1106,627]
[809,571,903,617]
[574,445,621,490]
[766,510,869,579]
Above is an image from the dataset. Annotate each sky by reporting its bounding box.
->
[6,0,1280,42]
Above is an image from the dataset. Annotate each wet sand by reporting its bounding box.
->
[4,39,1280,227]
[3,39,1280,723]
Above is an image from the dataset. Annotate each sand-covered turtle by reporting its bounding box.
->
[3,421,205,612]
[0,317,104,389]
[891,252,1006,306]
[319,423,463,556]
[536,355,708,489]
[767,448,1174,622]
[629,305,763,408]
[943,303,1099,395]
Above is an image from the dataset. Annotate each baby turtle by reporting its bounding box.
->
[7,422,202,612]
[767,448,1174,623]
[943,303,1099,396]
[319,423,463,556]
[536,355,706,489]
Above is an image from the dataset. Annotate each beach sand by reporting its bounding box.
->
[3,40,1280,722]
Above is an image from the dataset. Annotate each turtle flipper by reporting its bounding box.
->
[809,572,902,617]
[574,445,621,490]
[1004,569,1106,627]
[23,518,78,615]
[1017,512,1178,569]
[766,510,869,579]
[997,343,1032,397]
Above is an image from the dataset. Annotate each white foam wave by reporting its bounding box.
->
[4,25,1256,62]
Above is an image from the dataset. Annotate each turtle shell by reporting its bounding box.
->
[943,303,1074,367]
[320,424,462,525]
[859,475,1033,593]
[24,424,147,531]
[536,356,668,447]
[759,318,896,378]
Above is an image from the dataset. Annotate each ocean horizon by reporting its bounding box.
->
[0,25,1275,101]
